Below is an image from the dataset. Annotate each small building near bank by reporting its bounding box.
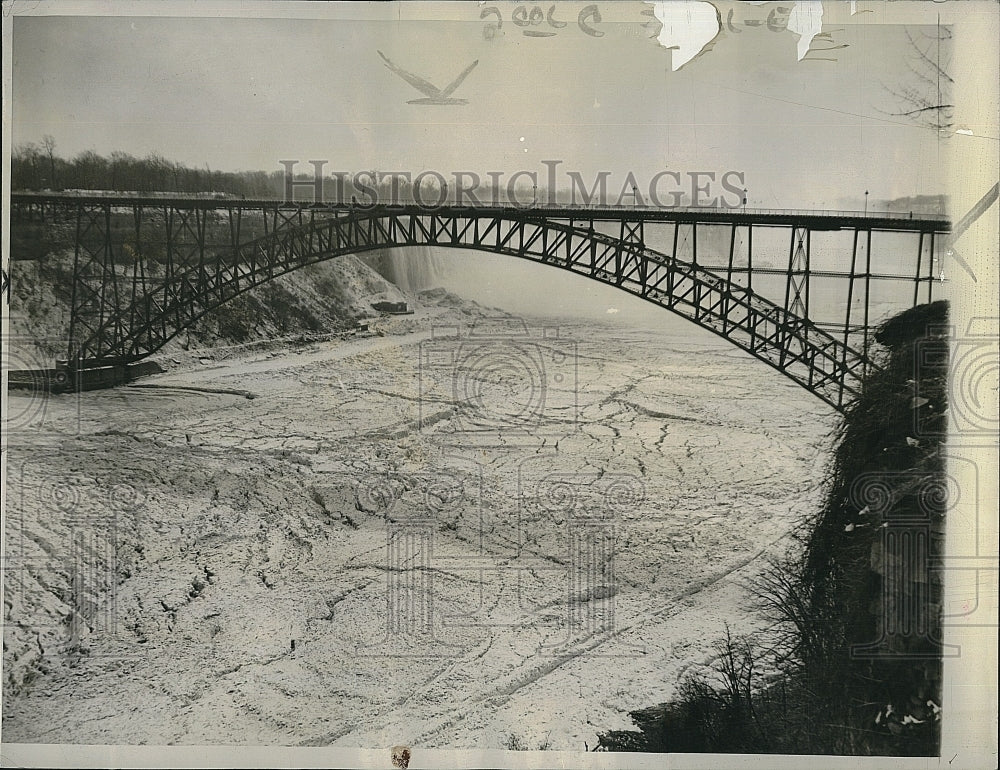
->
[371,301,412,315]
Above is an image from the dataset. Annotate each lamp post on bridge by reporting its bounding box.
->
[742,188,747,212]
[864,189,869,216]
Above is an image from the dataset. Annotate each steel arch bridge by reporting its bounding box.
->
[9,194,950,412]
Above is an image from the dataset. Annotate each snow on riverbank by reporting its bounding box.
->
[2,310,837,749]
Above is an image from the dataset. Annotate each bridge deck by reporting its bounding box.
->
[10,192,951,232]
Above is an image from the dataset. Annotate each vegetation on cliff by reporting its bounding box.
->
[598,301,949,755]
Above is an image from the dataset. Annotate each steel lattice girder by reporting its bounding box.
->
[5,196,943,411]
[58,207,915,412]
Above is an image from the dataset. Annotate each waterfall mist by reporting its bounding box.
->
[360,246,449,293]
[365,245,691,331]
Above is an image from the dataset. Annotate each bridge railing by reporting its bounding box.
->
[10,190,950,223]
[508,202,948,222]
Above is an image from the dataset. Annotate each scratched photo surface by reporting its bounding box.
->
[1,1,997,766]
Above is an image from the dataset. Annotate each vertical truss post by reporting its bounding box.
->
[618,218,644,287]
[94,208,112,359]
[723,223,737,334]
[746,223,758,354]
[95,204,123,362]
[588,221,597,276]
[841,227,861,407]
[67,204,84,364]
[927,231,935,303]
[165,204,193,347]
[566,218,575,268]
[726,223,737,286]
[863,228,873,375]
[779,229,793,367]
[668,220,680,298]
[196,208,207,290]
[223,207,236,293]
[780,225,810,367]
[638,232,648,293]
[615,219,622,281]
[307,208,316,258]
[803,230,811,321]
[164,205,175,289]
[914,231,924,307]
[127,206,145,359]
[691,222,701,317]
[69,203,122,363]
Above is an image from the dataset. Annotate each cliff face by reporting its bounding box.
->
[7,242,412,367]
[801,300,948,754]
[597,301,949,756]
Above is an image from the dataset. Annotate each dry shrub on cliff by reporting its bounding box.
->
[597,301,949,755]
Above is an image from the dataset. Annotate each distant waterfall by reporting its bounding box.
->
[361,246,448,292]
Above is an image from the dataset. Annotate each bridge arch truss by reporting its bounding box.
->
[9,196,950,412]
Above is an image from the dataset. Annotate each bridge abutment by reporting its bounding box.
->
[7,359,164,394]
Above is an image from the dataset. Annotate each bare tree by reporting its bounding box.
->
[883,23,953,134]
[41,134,58,188]
[73,149,107,189]
[12,143,36,188]
[110,150,131,191]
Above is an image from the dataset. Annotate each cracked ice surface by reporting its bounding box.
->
[2,317,836,750]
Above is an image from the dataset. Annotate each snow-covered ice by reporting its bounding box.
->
[2,314,837,749]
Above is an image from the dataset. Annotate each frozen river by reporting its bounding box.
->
[3,310,838,749]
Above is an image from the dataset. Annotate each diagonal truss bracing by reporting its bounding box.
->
[9,196,948,413]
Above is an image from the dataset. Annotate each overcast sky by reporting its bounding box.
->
[12,1,951,209]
